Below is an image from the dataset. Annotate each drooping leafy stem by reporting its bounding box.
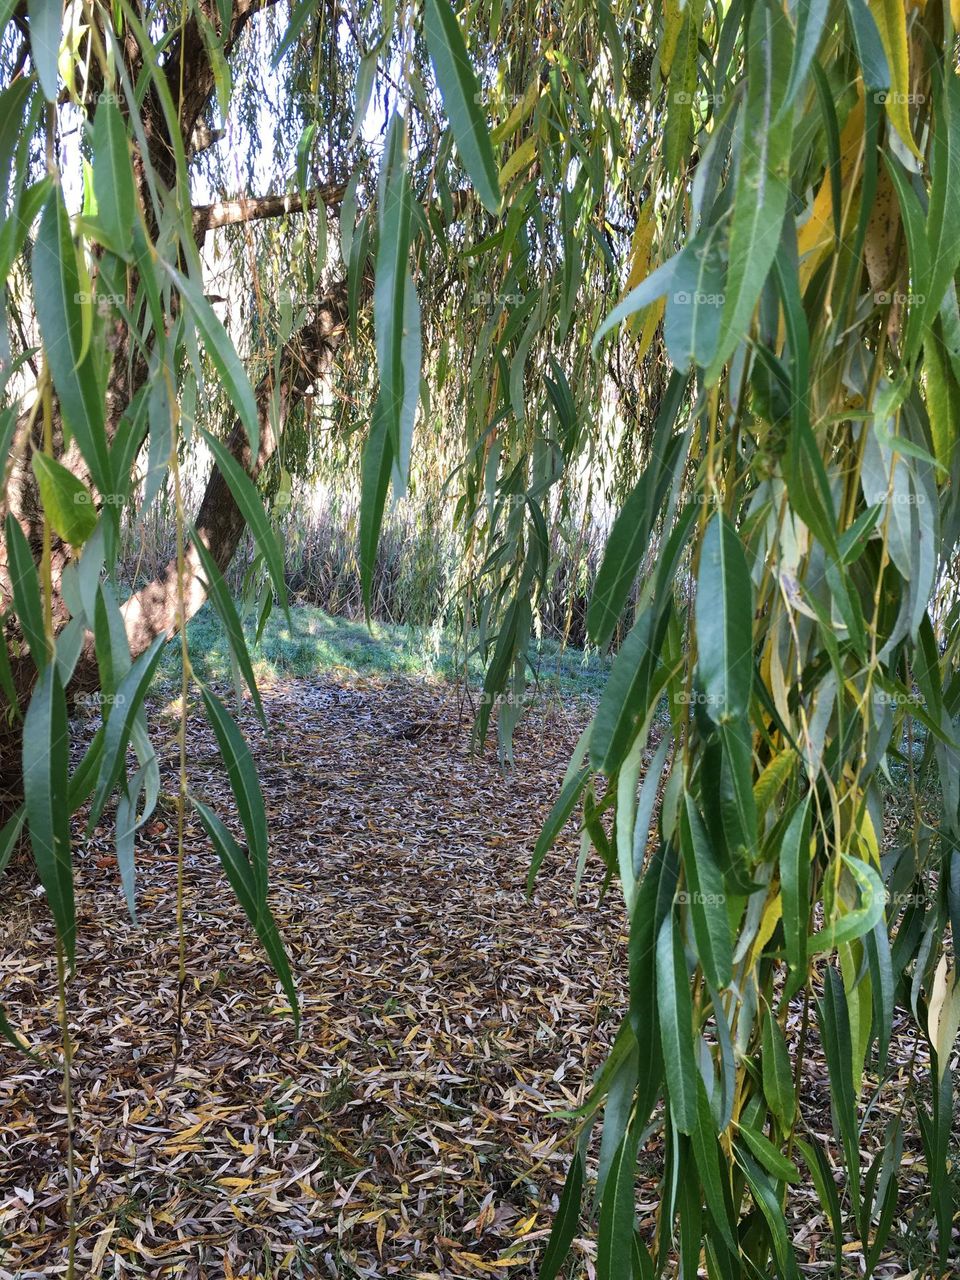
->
[172,0,191,1065]
[171,400,192,1063]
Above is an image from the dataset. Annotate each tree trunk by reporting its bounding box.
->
[0,1,352,811]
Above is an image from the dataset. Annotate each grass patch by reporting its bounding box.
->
[160,602,610,702]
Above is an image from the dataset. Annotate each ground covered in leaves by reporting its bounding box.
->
[1,675,628,1278]
[0,673,948,1278]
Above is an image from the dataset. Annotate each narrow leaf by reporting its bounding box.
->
[696,513,754,724]
[424,0,501,214]
[656,909,698,1134]
[23,662,74,964]
[538,1151,584,1280]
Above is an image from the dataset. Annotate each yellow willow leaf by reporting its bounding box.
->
[491,76,543,145]
[953,0,960,26]
[636,296,665,361]
[747,892,783,972]
[938,979,960,1079]
[927,956,960,1078]
[625,202,657,338]
[856,804,880,864]
[869,0,921,156]
[798,95,865,291]
[626,205,656,292]
[754,747,797,819]
[498,135,536,191]
[661,0,684,77]
[768,619,794,734]
[840,942,871,1097]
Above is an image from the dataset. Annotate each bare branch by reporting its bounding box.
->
[192,184,347,237]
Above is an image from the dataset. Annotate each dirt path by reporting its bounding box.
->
[0,677,624,1278]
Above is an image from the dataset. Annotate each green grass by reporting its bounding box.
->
[160,602,610,703]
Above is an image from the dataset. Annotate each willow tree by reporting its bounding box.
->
[2,0,960,1275]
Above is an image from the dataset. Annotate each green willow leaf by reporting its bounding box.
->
[164,265,260,457]
[271,0,313,67]
[656,909,697,1134]
[4,515,48,669]
[811,64,842,246]
[538,1150,584,1280]
[92,99,136,255]
[735,1122,799,1182]
[736,1149,801,1280]
[23,662,75,965]
[692,1076,738,1253]
[779,794,811,997]
[374,113,415,467]
[528,761,590,893]
[0,805,25,880]
[809,853,885,951]
[359,395,395,617]
[628,843,674,1125]
[32,187,113,494]
[883,153,930,365]
[597,1124,639,1280]
[26,0,61,101]
[0,176,51,283]
[924,69,960,337]
[779,0,829,119]
[843,0,889,92]
[424,0,501,214]
[707,0,793,379]
[198,428,289,622]
[192,798,299,1029]
[87,634,166,831]
[68,725,104,812]
[796,1137,843,1275]
[31,452,98,547]
[665,220,727,370]
[681,797,732,990]
[762,1008,796,1128]
[816,967,861,1211]
[587,370,688,646]
[0,610,18,715]
[393,267,422,495]
[695,512,754,725]
[590,604,671,773]
[192,532,266,725]
[201,685,269,904]
[593,253,682,349]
